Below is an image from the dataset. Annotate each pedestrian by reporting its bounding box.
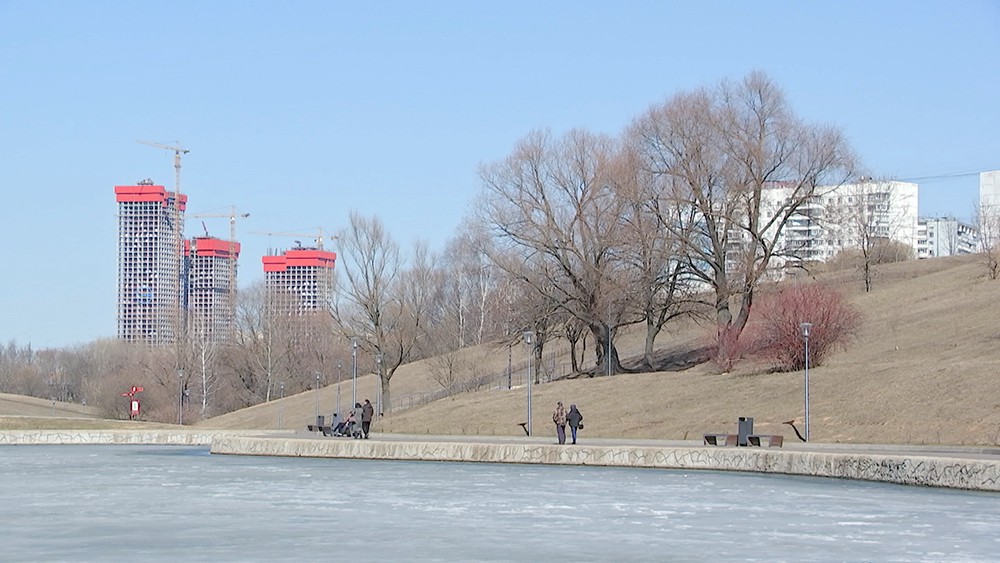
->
[362,399,374,439]
[552,401,567,444]
[566,404,583,444]
[351,402,364,439]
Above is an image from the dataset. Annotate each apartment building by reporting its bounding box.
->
[115,181,187,345]
[262,246,337,317]
[915,217,978,258]
[765,180,919,267]
[185,236,241,343]
[981,170,1000,214]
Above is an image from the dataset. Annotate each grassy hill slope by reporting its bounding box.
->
[4,255,997,445]
[197,255,1000,446]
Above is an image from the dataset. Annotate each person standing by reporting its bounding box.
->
[361,399,374,439]
[552,401,568,445]
[566,404,583,445]
[351,402,364,438]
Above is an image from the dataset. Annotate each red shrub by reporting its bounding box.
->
[748,283,862,372]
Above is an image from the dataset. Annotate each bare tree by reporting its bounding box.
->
[975,202,1000,280]
[617,146,701,367]
[479,128,630,376]
[628,71,856,368]
[335,212,434,412]
[439,218,498,350]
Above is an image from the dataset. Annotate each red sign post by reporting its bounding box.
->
[121,386,144,420]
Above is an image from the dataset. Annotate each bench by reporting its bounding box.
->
[306,424,331,434]
[747,434,783,447]
[518,422,529,436]
[703,433,738,446]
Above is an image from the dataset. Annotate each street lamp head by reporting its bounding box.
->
[523,330,534,344]
[800,322,812,338]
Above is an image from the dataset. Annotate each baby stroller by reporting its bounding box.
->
[333,412,363,438]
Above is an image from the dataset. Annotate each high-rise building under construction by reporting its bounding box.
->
[117,182,242,345]
[185,236,241,343]
[262,246,337,317]
[115,181,187,345]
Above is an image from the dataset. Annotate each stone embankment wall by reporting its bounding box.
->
[4,431,997,492]
[211,436,1000,492]
[0,430,242,446]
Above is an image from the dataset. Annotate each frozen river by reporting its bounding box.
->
[1,445,997,561]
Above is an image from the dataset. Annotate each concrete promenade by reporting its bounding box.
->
[3,429,999,492]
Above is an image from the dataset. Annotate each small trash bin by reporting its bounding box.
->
[737,416,754,446]
[316,415,325,428]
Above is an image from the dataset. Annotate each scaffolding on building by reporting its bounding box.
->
[115,181,187,345]
[185,236,241,343]
[262,244,337,318]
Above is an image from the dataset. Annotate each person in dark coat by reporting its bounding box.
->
[361,399,374,439]
[566,404,583,444]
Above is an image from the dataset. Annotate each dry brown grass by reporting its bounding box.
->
[196,254,1000,446]
[6,255,1000,446]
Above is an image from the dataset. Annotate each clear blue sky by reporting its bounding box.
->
[1,1,998,348]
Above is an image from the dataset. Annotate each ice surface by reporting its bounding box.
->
[0,446,997,562]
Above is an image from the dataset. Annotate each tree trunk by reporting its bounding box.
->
[591,321,622,376]
[380,372,391,415]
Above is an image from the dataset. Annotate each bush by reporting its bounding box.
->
[748,283,861,372]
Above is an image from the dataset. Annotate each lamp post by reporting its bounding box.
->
[278,381,285,429]
[351,337,359,408]
[314,371,321,419]
[506,321,513,390]
[801,322,813,442]
[375,352,383,417]
[336,361,343,418]
[177,368,184,425]
[523,330,535,436]
[607,301,612,377]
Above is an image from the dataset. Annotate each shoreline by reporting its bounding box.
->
[3,429,998,492]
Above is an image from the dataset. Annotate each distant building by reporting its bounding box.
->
[115,181,187,345]
[981,170,1000,214]
[764,180,919,267]
[263,246,337,317]
[915,217,978,258]
[185,236,241,343]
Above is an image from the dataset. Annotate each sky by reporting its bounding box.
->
[1,1,998,349]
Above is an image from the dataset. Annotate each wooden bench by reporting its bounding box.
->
[306,424,331,434]
[703,433,738,446]
[747,434,783,447]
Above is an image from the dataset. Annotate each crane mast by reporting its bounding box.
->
[137,140,189,195]
[137,140,190,347]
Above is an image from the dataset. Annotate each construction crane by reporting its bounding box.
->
[189,206,251,250]
[137,140,189,195]
[137,139,190,346]
[249,227,333,250]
